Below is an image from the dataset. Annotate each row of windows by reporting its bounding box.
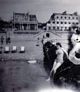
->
[52,21,79,25]
[48,26,69,30]
[55,16,78,20]
[14,16,37,22]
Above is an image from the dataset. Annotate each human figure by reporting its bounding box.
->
[42,33,51,45]
[43,41,54,75]
[42,33,51,73]
[52,43,64,73]
[1,36,4,44]
[6,37,11,44]
[46,42,68,82]
[36,37,40,46]
[42,33,57,77]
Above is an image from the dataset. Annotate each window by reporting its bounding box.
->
[68,17,70,19]
[53,27,55,29]
[72,22,75,24]
[48,27,51,30]
[72,17,74,19]
[68,22,71,24]
[57,21,59,24]
[29,15,36,21]
[61,22,63,24]
[48,21,50,23]
[76,22,79,24]
[61,16,63,19]
[53,21,55,24]
[65,27,67,30]
[56,16,59,19]
[65,16,67,19]
[64,22,67,24]
[57,26,59,30]
[30,24,35,30]
[76,17,78,19]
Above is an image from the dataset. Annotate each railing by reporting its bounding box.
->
[14,30,39,34]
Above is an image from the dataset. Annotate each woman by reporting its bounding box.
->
[46,42,68,83]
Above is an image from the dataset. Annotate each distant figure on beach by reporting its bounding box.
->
[6,37,11,44]
[0,36,4,44]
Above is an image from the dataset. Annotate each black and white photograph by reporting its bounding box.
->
[0,0,80,92]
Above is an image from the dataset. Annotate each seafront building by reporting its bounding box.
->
[13,12,38,31]
[46,12,80,31]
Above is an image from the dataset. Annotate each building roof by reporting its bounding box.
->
[13,12,37,17]
[13,12,38,22]
[50,12,78,19]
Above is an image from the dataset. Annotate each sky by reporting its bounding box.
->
[0,0,80,22]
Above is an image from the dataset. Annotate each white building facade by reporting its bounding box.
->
[47,12,80,31]
[13,12,38,31]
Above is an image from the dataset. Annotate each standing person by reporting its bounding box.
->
[6,37,11,44]
[42,33,52,45]
[46,42,68,82]
[1,36,4,45]
[52,42,64,74]
[42,33,55,76]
